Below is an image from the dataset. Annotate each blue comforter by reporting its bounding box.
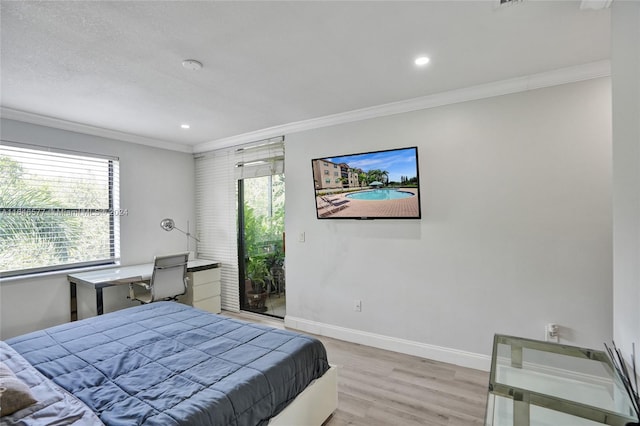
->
[5,302,330,425]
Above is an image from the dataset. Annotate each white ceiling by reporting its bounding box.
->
[1,1,610,151]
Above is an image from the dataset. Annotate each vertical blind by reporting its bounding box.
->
[0,141,120,277]
[195,136,284,311]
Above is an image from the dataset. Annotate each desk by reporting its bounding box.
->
[67,259,221,320]
[485,334,637,426]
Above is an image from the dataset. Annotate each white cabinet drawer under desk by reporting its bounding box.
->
[193,296,221,313]
[192,280,220,301]
[179,267,221,313]
[191,268,220,286]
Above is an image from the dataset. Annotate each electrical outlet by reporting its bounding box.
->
[354,300,362,312]
[298,232,305,243]
[545,323,559,342]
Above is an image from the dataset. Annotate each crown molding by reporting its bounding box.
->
[0,107,193,154]
[1,60,610,155]
[194,60,611,153]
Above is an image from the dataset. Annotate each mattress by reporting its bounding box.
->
[4,302,330,425]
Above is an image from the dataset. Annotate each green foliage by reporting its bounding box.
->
[365,169,390,185]
[0,155,110,273]
[241,174,285,290]
[242,175,284,257]
[0,156,72,267]
[400,175,419,186]
[242,204,263,257]
[246,256,270,291]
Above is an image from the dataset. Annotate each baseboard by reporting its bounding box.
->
[284,315,491,371]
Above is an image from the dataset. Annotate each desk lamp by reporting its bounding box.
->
[160,218,200,253]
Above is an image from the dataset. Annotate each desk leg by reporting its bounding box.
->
[513,391,530,426]
[70,282,78,322]
[96,288,104,315]
[511,344,523,368]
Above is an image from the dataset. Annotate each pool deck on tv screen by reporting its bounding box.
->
[311,146,421,220]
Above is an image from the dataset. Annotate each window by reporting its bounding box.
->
[0,143,120,277]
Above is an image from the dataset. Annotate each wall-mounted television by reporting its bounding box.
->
[311,146,421,220]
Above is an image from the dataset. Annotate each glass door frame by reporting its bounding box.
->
[237,177,285,318]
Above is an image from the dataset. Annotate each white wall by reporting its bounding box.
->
[0,79,618,372]
[612,1,640,369]
[0,119,196,338]
[284,78,613,369]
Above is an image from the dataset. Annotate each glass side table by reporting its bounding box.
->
[485,334,638,426]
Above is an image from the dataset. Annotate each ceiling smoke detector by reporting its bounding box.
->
[182,59,203,71]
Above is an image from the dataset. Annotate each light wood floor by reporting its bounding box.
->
[224,311,489,426]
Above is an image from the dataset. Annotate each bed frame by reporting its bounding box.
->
[269,365,338,425]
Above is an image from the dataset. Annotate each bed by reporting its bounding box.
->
[0,302,337,425]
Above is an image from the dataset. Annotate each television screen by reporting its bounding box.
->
[311,146,421,219]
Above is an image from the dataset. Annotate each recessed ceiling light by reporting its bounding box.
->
[182,59,203,70]
[414,56,430,66]
[181,124,190,129]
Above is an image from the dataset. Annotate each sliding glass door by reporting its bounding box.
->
[238,174,285,318]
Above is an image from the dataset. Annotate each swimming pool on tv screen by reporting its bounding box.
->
[345,189,414,201]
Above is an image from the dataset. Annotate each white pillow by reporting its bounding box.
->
[0,362,37,416]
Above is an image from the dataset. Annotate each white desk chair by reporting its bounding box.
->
[129,252,189,304]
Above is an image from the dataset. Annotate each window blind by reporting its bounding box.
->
[0,141,120,277]
[195,148,240,311]
[235,136,285,179]
[195,136,284,311]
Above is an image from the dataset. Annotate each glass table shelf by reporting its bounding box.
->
[485,334,638,426]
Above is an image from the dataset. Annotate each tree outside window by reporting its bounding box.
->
[0,145,120,276]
